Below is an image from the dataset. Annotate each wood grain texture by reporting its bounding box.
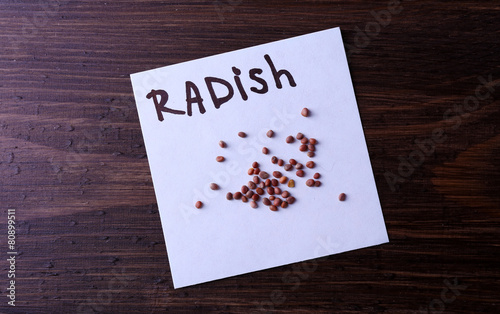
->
[1,0,499,313]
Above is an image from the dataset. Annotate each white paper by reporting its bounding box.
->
[130,27,388,288]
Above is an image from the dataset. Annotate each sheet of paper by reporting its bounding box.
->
[130,27,388,289]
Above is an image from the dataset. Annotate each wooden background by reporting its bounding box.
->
[1,0,499,313]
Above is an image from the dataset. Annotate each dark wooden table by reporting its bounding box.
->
[1,1,499,313]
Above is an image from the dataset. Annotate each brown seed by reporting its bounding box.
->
[306,161,315,169]
[309,138,317,145]
[281,191,290,198]
[234,192,242,200]
[295,163,303,169]
[288,180,295,188]
[195,201,203,209]
[281,201,288,208]
[301,137,309,144]
[256,187,264,195]
[219,140,227,148]
[262,147,269,154]
[252,161,259,168]
[274,187,281,195]
[306,179,315,187]
[253,176,260,184]
[308,144,315,151]
[259,171,269,179]
[210,183,219,190]
[296,170,305,177]
[315,181,321,187]
[241,196,248,203]
[252,194,260,202]
[265,179,271,187]
[241,185,249,194]
[338,193,347,201]
[313,173,321,179]
[278,159,284,166]
[301,108,309,117]
[216,156,225,162]
[287,196,296,204]
[247,168,254,175]
[286,135,294,144]
[273,198,282,206]
[299,144,308,152]
[271,179,279,186]
[262,198,271,206]
[253,168,260,175]
[266,130,274,138]
[267,187,274,195]
[226,192,233,200]
[248,181,256,190]
[269,205,278,212]
[269,195,275,201]
[250,200,258,208]
[307,151,315,158]
[289,159,297,165]
[238,131,247,138]
[271,156,278,164]
[279,176,288,184]
[246,190,254,198]
[284,164,293,171]
[273,171,282,178]
[258,182,265,189]
[296,132,304,140]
